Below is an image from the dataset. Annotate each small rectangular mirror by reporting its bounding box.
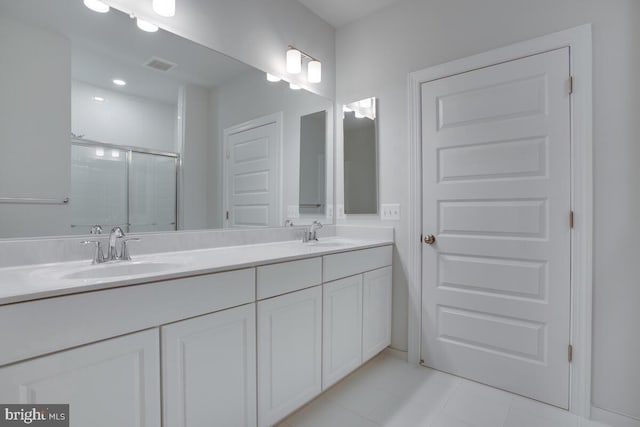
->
[343,97,378,214]
[299,110,327,217]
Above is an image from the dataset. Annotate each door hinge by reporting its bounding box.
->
[568,76,574,95]
[226,211,229,220]
[569,210,574,228]
[568,344,573,362]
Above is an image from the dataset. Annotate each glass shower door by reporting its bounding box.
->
[129,151,177,232]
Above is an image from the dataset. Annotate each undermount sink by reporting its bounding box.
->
[305,239,358,248]
[61,261,183,280]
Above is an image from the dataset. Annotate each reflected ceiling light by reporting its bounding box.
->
[136,18,159,32]
[83,0,110,13]
[307,60,321,84]
[112,78,127,86]
[95,147,105,157]
[111,149,120,158]
[355,112,365,119]
[93,96,105,102]
[152,0,175,17]
[266,73,282,82]
[286,48,302,74]
[289,83,301,90]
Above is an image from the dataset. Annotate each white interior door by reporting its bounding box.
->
[225,114,282,228]
[420,48,571,408]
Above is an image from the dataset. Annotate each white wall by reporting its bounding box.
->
[213,69,334,226]
[72,81,177,153]
[336,0,640,421]
[0,15,71,238]
[105,0,335,99]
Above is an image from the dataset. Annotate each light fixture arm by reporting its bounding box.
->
[288,45,319,63]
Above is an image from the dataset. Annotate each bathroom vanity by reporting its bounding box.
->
[0,235,392,427]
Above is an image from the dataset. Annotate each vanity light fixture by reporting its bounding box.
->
[136,18,159,32]
[266,73,282,82]
[152,0,175,17]
[286,48,302,74]
[83,0,110,13]
[286,45,321,83]
[112,79,127,86]
[307,60,321,84]
[289,83,301,90]
[111,149,120,158]
[95,147,105,157]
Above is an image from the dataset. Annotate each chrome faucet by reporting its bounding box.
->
[303,220,323,242]
[82,226,139,264]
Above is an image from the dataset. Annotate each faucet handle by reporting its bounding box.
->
[120,237,141,261]
[90,225,103,235]
[81,240,106,264]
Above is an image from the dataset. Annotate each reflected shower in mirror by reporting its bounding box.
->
[0,0,333,239]
[343,98,378,214]
[299,111,327,217]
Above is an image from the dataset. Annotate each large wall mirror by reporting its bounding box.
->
[343,97,378,215]
[0,0,333,239]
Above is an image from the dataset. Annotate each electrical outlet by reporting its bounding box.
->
[381,203,400,220]
[336,204,346,219]
[287,205,300,218]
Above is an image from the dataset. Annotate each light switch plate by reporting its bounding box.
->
[381,203,400,220]
[287,205,300,218]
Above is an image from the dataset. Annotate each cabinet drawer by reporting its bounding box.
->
[257,257,322,299]
[0,268,255,366]
[323,245,392,282]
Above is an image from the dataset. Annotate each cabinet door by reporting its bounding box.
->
[0,329,161,427]
[161,304,256,427]
[322,275,363,389]
[363,266,393,361]
[257,286,322,427]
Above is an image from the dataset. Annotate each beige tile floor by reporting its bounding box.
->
[279,351,610,427]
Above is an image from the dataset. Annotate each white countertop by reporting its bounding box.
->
[0,237,392,306]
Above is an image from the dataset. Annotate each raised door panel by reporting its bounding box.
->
[257,286,322,427]
[322,275,363,389]
[0,329,161,427]
[362,266,392,361]
[162,304,256,427]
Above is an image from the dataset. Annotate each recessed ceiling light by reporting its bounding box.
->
[112,79,126,86]
[93,96,105,102]
[136,18,159,32]
[83,0,110,13]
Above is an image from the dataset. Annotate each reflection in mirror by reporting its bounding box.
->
[0,0,333,239]
[343,98,378,214]
[299,111,327,217]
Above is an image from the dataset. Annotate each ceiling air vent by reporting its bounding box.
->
[144,57,177,72]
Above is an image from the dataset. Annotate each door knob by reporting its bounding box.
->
[423,234,436,245]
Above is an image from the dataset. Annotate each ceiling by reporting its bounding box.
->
[0,0,252,104]
[297,0,404,28]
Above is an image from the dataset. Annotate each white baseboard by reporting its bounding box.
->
[592,406,640,427]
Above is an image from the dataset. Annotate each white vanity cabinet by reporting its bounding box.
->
[322,246,393,389]
[0,329,161,427]
[162,303,256,427]
[322,275,363,389]
[363,266,393,361]
[257,286,323,427]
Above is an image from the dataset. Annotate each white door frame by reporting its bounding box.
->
[222,112,284,228]
[407,25,593,417]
